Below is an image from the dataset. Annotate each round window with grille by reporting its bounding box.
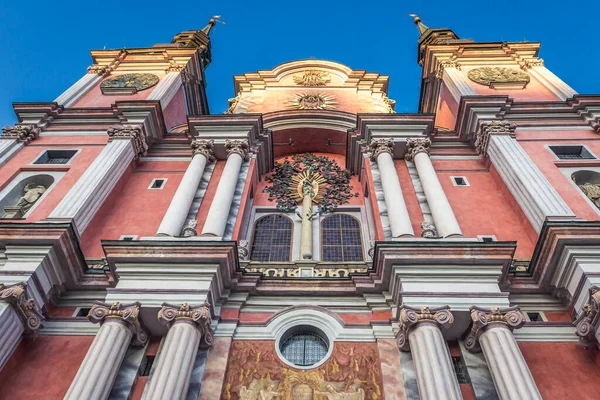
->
[279,329,329,367]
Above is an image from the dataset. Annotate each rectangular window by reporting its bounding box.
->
[34,150,78,164]
[148,178,167,190]
[452,356,470,384]
[549,145,595,160]
[451,176,470,186]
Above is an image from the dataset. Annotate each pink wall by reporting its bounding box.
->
[163,88,187,131]
[394,160,424,235]
[435,84,459,130]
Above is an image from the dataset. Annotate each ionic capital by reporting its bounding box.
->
[475,120,517,156]
[107,124,148,159]
[396,305,454,351]
[436,60,461,79]
[369,138,394,161]
[158,302,214,347]
[225,139,250,161]
[405,138,431,162]
[1,125,40,144]
[573,285,600,348]
[0,282,44,339]
[88,301,149,346]
[191,139,215,162]
[465,306,525,353]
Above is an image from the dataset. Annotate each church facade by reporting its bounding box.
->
[1,16,600,400]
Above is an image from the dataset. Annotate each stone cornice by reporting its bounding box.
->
[396,305,453,351]
[0,282,44,338]
[465,306,525,353]
[89,47,199,74]
[89,301,149,346]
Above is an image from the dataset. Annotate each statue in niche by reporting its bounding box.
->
[578,182,600,208]
[16,183,47,214]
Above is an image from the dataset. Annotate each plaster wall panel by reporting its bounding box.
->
[163,88,187,131]
[394,159,424,235]
[196,160,226,234]
[435,84,459,130]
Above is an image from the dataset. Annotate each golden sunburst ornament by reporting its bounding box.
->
[290,170,327,203]
[286,92,337,110]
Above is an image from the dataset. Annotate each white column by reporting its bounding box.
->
[466,306,541,400]
[476,120,574,233]
[65,302,148,400]
[438,61,476,103]
[144,303,213,400]
[397,305,461,400]
[157,140,214,236]
[201,140,249,237]
[147,71,183,110]
[524,61,577,101]
[407,138,462,237]
[49,125,148,234]
[54,72,104,108]
[369,139,414,237]
[0,282,44,371]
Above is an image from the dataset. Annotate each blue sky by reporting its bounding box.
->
[0,0,598,124]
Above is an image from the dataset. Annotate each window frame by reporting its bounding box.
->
[30,149,80,165]
[320,213,365,262]
[249,213,294,262]
[546,144,597,161]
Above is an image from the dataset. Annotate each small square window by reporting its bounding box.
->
[451,176,469,187]
[148,178,167,190]
[527,312,544,322]
[119,235,138,241]
[33,150,78,165]
[549,145,595,160]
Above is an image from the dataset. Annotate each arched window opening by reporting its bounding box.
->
[250,214,293,262]
[280,332,329,367]
[321,214,364,262]
[572,170,600,210]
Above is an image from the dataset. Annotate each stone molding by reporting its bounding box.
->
[369,138,394,161]
[225,139,250,161]
[465,306,525,353]
[158,302,214,348]
[0,282,44,339]
[436,60,461,79]
[237,240,250,260]
[405,138,432,162]
[475,120,517,156]
[1,125,40,144]
[88,301,149,346]
[396,305,454,351]
[420,221,437,238]
[191,139,216,162]
[573,285,600,348]
[107,124,148,159]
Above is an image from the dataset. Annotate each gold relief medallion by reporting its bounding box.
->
[286,92,337,110]
[467,67,530,89]
[100,73,160,94]
[293,70,331,86]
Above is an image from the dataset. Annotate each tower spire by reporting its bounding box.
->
[409,14,429,36]
[201,15,224,36]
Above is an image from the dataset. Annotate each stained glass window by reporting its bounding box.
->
[280,332,328,366]
[321,214,364,262]
[250,215,293,262]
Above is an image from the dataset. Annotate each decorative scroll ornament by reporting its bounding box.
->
[474,120,517,156]
[107,124,148,159]
[573,286,600,348]
[396,305,454,351]
[100,73,160,93]
[405,138,432,162]
[88,301,149,346]
[436,60,461,79]
[158,302,213,348]
[225,139,250,161]
[519,58,544,71]
[223,92,242,114]
[87,64,111,75]
[467,67,530,89]
[286,92,337,110]
[382,93,396,113]
[166,60,186,73]
[293,70,331,86]
[1,125,40,144]
[464,306,525,353]
[369,138,394,161]
[0,282,44,339]
[237,240,250,260]
[191,139,215,162]
[367,240,375,260]
[420,221,438,238]
[181,219,198,237]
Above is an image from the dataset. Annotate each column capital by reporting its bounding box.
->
[436,60,462,79]
[0,282,44,339]
[465,306,525,353]
[475,120,517,156]
[87,64,111,76]
[405,138,432,162]
[1,125,40,144]
[107,124,149,159]
[573,285,600,348]
[166,60,186,74]
[396,305,454,351]
[369,138,394,161]
[225,139,250,161]
[518,58,544,71]
[88,301,149,346]
[191,139,216,162]
[158,302,214,348]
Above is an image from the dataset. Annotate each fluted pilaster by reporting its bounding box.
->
[146,71,183,110]
[397,305,461,400]
[54,73,103,107]
[438,61,476,103]
[144,303,213,400]
[65,302,148,400]
[0,302,23,370]
[465,306,541,400]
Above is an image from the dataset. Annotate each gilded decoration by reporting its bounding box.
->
[573,285,600,347]
[286,93,337,110]
[396,306,453,351]
[158,302,213,348]
[241,266,369,278]
[221,341,383,399]
[464,306,525,353]
[293,70,331,87]
[0,282,44,338]
[381,94,396,113]
[100,73,160,93]
[224,92,242,114]
[88,301,149,346]
[467,67,530,89]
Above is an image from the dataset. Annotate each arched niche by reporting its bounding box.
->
[0,173,57,218]
[572,170,600,210]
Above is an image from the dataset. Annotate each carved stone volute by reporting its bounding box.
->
[158,302,213,348]
[191,139,215,162]
[396,305,454,351]
[573,286,600,348]
[464,306,525,353]
[0,282,44,339]
[225,139,250,161]
[405,138,431,162]
[369,138,394,161]
[88,301,149,346]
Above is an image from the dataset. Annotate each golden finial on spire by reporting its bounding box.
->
[409,14,429,36]
[202,15,225,36]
